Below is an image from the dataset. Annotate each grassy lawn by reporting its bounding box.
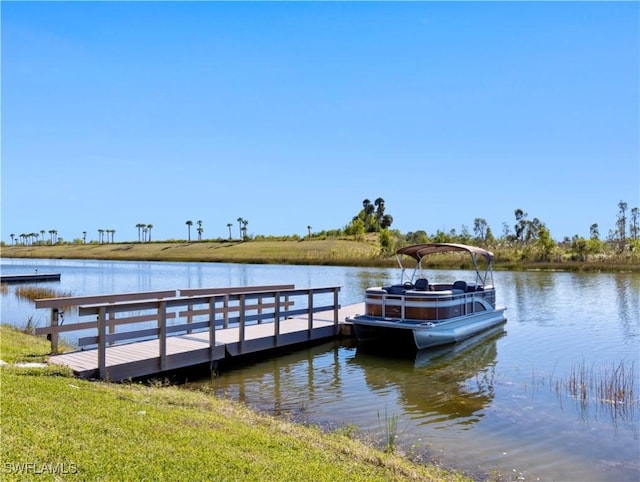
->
[0,325,470,481]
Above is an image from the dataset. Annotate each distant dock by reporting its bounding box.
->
[1,273,61,284]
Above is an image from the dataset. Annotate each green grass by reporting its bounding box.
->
[0,325,470,481]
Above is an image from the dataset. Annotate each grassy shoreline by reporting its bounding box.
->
[2,240,639,272]
[0,325,470,481]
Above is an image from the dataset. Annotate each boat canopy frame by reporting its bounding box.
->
[395,243,496,288]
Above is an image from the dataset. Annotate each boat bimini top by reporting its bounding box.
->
[395,243,496,288]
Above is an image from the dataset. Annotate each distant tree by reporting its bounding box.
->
[459,225,472,244]
[571,235,588,261]
[82,231,87,244]
[10,234,15,245]
[473,218,489,242]
[147,224,153,242]
[136,223,145,242]
[227,223,233,240]
[362,199,373,226]
[237,217,244,239]
[40,230,45,243]
[485,227,495,245]
[98,229,104,244]
[186,220,193,242]
[110,229,115,243]
[536,225,555,260]
[590,223,600,240]
[616,200,628,250]
[241,219,249,240]
[380,214,393,229]
[379,228,394,255]
[374,197,385,227]
[405,230,429,244]
[197,220,203,241]
[501,222,511,242]
[514,209,528,244]
[630,207,639,242]
[307,225,312,238]
[432,229,451,243]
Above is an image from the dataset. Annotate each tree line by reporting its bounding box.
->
[5,199,638,261]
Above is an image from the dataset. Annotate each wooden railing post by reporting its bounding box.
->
[333,287,339,326]
[158,301,167,371]
[274,292,281,345]
[208,296,216,359]
[108,310,116,346]
[238,294,246,345]
[49,308,59,353]
[223,294,230,328]
[97,306,107,380]
[187,302,193,334]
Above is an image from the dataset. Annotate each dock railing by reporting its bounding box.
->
[35,285,341,380]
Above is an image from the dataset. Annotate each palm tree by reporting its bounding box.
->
[110,229,116,243]
[227,223,233,240]
[10,234,15,245]
[197,220,203,241]
[237,217,244,239]
[307,225,312,238]
[82,231,87,244]
[362,199,373,224]
[136,223,145,242]
[186,220,193,242]
[98,229,104,244]
[241,219,249,240]
[374,197,385,227]
[40,230,45,244]
[147,224,153,242]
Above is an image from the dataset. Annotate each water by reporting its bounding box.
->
[1,258,639,481]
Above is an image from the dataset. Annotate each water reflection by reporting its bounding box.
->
[351,327,504,428]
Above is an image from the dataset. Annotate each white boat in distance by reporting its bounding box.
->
[347,243,507,350]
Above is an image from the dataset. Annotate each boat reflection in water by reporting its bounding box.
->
[351,325,506,427]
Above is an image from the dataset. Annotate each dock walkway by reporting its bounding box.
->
[48,304,362,381]
[33,285,363,381]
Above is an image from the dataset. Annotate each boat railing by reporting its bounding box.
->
[365,287,495,321]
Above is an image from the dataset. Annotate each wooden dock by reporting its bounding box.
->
[34,285,364,381]
[1,273,61,284]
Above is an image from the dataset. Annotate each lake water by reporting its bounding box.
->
[1,258,639,481]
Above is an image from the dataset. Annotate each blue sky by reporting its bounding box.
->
[2,1,638,243]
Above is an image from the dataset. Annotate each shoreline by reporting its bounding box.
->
[2,240,638,272]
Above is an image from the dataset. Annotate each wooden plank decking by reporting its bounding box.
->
[49,303,364,381]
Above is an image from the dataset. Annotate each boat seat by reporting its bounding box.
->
[384,285,403,295]
[414,278,429,291]
[452,280,468,292]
